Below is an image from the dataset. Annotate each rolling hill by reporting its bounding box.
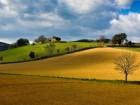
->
[0,42,97,63]
[0,47,140,81]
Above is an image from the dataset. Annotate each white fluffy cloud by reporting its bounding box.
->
[106,13,140,42]
[0,0,140,42]
[116,0,133,8]
[61,0,103,14]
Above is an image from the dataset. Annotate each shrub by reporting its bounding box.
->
[0,56,3,62]
[57,49,60,54]
[29,51,35,59]
[65,47,70,53]
[72,44,77,51]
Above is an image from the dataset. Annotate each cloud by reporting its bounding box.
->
[60,0,104,14]
[0,0,139,42]
[116,0,133,8]
[105,12,140,42]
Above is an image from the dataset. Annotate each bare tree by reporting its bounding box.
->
[114,53,139,82]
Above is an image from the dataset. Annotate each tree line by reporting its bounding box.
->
[9,35,61,48]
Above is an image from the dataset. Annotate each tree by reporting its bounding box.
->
[52,36,61,42]
[16,38,30,47]
[34,35,49,44]
[125,41,135,47]
[112,33,127,46]
[114,53,139,82]
[29,51,35,59]
[99,35,105,47]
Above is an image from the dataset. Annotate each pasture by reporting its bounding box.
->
[0,48,140,81]
[0,74,140,105]
[0,42,97,63]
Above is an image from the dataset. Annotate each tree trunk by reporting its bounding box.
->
[125,74,128,83]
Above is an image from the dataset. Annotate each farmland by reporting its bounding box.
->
[0,74,140,105]
[0,47,140,81]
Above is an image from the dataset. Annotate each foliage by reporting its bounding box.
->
[65,47,71,53]
[45,42,56,55]
[112,33,127,45]
[16,38,30,47]
[52,36,61,42]
[72,44,77,51]
[0,56,3,62]
[34,35,49,44]
[29,51,35,59]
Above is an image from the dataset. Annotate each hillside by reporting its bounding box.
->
[0,48,140,81]
[0,42,97,63]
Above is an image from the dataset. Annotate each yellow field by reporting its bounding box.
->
[0,48,140,81]
[0,74,140,105]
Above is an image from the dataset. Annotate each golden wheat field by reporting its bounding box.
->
[0,48,140,81]
[0,74,140,105]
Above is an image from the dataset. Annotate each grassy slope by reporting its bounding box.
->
[0,74,140,105]
[0,47,140,81]
[0,42,97,63]
[116,47,140,52]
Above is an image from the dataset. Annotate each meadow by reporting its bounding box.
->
[0,42,97,63]
[1,46,140,105]
[0,74,140,105]
[0,47,140,81]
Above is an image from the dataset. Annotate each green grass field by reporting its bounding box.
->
[0,74,140,105]
[0,42,97,63]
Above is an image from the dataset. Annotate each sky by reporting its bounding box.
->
[0,0,140,43]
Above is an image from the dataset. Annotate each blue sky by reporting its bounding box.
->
[0,0,140,43]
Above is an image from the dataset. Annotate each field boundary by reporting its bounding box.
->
[0,73,140,85]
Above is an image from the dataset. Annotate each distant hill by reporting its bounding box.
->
[0,42,9,51]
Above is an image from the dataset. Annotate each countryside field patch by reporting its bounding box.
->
[0,74,140,105]
[0,48,140,80]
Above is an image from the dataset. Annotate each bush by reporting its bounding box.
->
[0,56,3,62]
[57,49,60,54]
[65,47,70,53]
[29,51,35,59]
[72,44,77,51]
[45,42,56,55]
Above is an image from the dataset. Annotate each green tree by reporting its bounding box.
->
[112,33,127,46]
[16,38,30,47]
[34,35,49,44]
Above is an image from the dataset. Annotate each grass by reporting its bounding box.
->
[1,47,140,81]
[0,74,140,105]
[0,42,97,63]
[116,47,140,52]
